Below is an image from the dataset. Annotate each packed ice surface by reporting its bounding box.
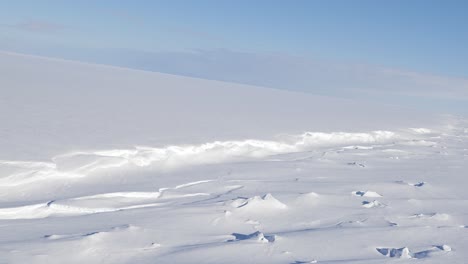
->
[0,51,467,263]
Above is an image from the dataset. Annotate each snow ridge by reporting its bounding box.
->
[0,130,397,186]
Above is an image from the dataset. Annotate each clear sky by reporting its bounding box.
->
[1,0,468,113]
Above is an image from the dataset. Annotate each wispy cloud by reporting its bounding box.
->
[105,9,145,25]
[102,8,224,42]
[2,20,65,34]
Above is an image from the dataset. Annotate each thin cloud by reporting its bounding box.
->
[2,20,65,34]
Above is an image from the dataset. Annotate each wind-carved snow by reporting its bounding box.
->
[0,180,217,219]
[0,130,398,186]
[0,193,164,219]
[0,123,466,263]
[1,52,467,264]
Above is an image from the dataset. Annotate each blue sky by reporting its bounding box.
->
[1,0,468,113]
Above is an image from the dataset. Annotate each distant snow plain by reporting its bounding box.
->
[0,51,467,263]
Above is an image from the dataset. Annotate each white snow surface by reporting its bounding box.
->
[1,51,467,263]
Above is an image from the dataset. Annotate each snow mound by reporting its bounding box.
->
[436,245,452,251]
[229,231,276,243]
[376,247,412,258]
[362,200,386,208]
[377,245,452,259]
[352,191,382,197]
[234,193,287,211]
